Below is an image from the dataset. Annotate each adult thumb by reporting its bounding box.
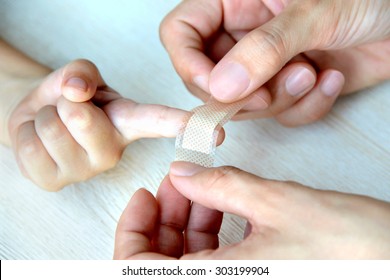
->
[169,162,271,223]
[209,1,324,102]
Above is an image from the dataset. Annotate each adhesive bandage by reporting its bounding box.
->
[175,96,251,167]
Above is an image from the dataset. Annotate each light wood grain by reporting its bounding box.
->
[0,0,389,259]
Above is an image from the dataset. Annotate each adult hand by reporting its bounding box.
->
[160,0,390,126]
[7,59,188,191]
[114,162,390,259]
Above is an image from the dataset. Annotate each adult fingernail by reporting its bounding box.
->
[320,71,344,96]
[170,161,206,177]
[65,77,88,92]
[209,62,250,101]
[285,67,315,96]
[242,89,269,111]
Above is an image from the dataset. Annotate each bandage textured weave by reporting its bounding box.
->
[175,96,251,167]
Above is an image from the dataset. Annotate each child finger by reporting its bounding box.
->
[57,96,123,169]
[15,121,62,191]
[34,105,90,180]
[61,59,106,103]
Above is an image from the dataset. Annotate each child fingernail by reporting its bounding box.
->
[65,77,88,92]
[170,161,206,177]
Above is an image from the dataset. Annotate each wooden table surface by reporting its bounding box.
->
[0,0,389,259]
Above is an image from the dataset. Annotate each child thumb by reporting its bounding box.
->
[61,59,104,102]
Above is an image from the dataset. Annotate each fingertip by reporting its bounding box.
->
[267,61,316,97]
[193,75,209,93]
[65,77,88,92]
[209,61,250,102]
[169,161,207,178]
[235,62,317,119]
[169,164,262,223]
[320,70,344,97]
[285,66,316,97]
[275,69,343,126]
[241,87,271,111]
[127,188,157,215]
[63,76,93,102]
[114,187,158,260]
[61,59,103,102]
[118,187,157,233]
[132,187,154,200]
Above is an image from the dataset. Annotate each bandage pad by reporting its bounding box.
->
[175,96,251,167]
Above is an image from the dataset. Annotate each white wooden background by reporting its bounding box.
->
[0,0,389,259]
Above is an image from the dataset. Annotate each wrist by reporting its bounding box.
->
[0,39,51,146]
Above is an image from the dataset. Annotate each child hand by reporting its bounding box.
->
[8,59,187,191]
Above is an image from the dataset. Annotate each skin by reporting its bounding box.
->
[114,162,390,259]
[0,40,197,191]
[160,0,390,126]
[2,0,389,258]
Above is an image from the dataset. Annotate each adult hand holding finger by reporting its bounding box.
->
[160,0,390,126]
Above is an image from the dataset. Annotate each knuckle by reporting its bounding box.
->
[36,107,64,142]
[68,164,93,183]
[262,29,287,60]
[65,105,94,131]
[248,28,288,68]
[208,166,244,190]
[105,150,122,170]
[18,135,42,159]
[158,17,193,84]
[91,147,122,172]
[154,105,171,126]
